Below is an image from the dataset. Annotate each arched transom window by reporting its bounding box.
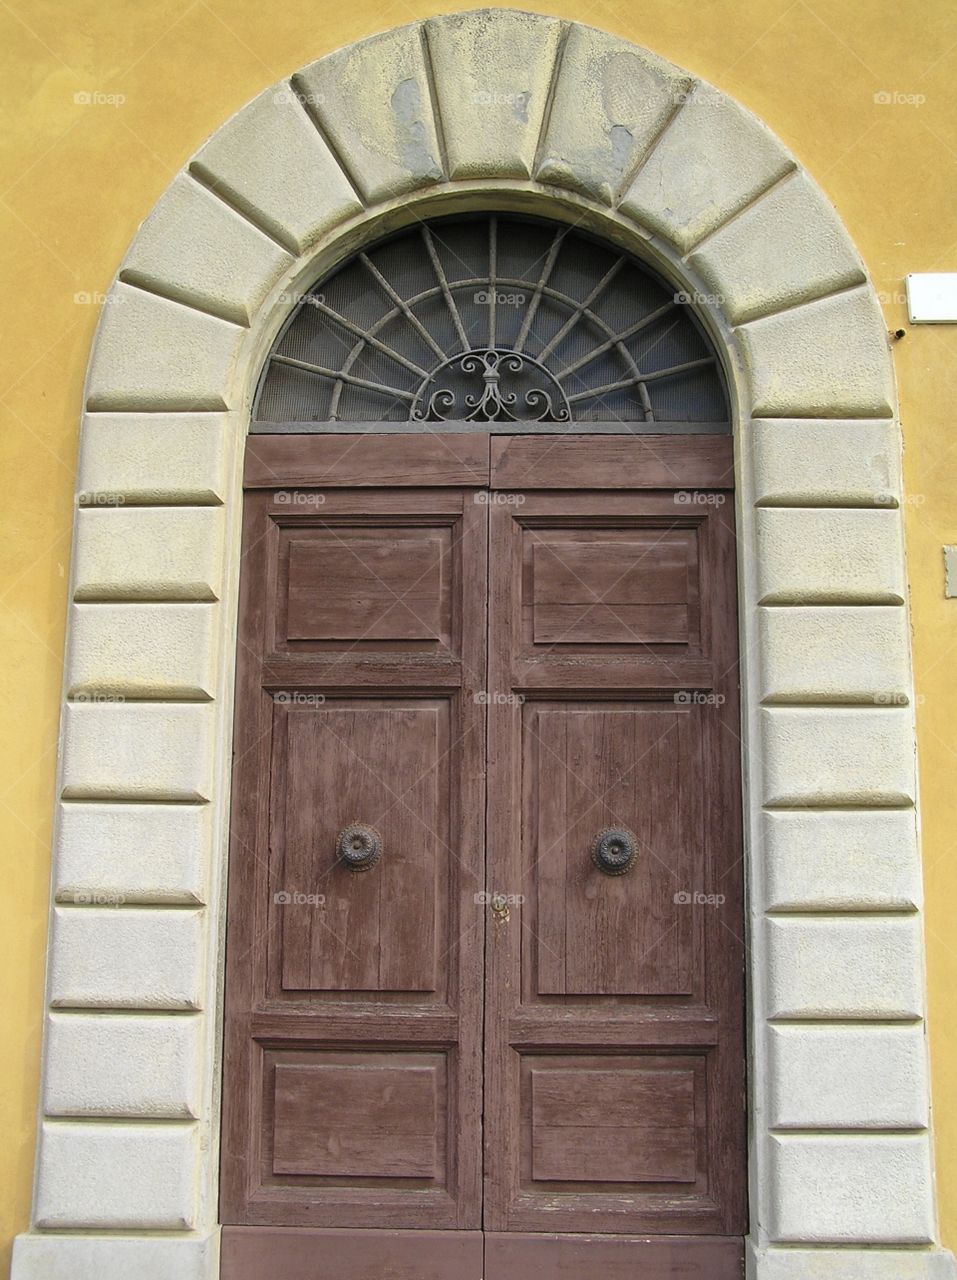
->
[253,214,730,431]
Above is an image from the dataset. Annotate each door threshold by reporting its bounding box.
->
[221,1226,743,1279]
[221,1227,483,1279]
[486,1232,743,1277]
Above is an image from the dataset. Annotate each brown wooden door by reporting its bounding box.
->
[219,436,489,1270]
[482,437,745,1277]
[220,434,745,1280]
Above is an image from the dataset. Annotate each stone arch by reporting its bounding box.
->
[14,11,955,1280]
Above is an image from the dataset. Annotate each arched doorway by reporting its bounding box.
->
[219,211,744,1277]
[13,13,950,1280]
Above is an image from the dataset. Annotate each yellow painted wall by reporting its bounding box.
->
[2,0,956,1268]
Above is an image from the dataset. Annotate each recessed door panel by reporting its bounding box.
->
[287,535,446,641]
[276,699,447,994]
[272,1056,444,1180]
[272,521,455,655]
[526,702,695,997]
[531,534,694,645]
[528,1061,699,1183]
[523,525,701,657]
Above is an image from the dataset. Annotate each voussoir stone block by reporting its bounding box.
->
[296,24,443,203]
[737,287,895,418]
[767,1023,928,1129]
[766,915,923,1020]
[766,1134,935,1244]
[536,23,691,204]
[688,172,866,324]
[763,808,921,912]
[72,506,225,601]
[86,283,243,413]
[55,801,211,904]
[755,508,905,604]
[427,11,562,180]
[66,603,218,700]
[191,86,362,254]
[35,1120,199,1229]
[944,545,957,598]
[49,906,206,1009]
[758,605,910,704]
[620,82,794,252]
[44,1012,203,1118]
[750,418,901,506]
[60,703,215,802]
[77,412,235,505]
[760,707,915,806]
[119,174,292,326]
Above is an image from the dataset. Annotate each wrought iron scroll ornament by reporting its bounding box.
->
[591,826,638,876]
[336,822,382,872]
[411,350,571,423]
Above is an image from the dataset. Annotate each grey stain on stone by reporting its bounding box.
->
[608,124,634,179]
[513,91,530,124]
[391,77,442,180]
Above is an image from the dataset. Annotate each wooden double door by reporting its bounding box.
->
[220,434,746,1280]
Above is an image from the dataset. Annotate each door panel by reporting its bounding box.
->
[276,699,447,994]
[272,520,456,657]
[483,445,744,1238]
[272,1056,443,1178]
[527,1058,699,1182]
[220,452,488,1236]
[285,533,448,641]
[528,702,695,997]
[530,533,695,645]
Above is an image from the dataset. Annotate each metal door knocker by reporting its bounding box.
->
[336,822,382,872]
[591,826,638,876]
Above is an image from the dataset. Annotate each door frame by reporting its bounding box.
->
[14,13,951,1280]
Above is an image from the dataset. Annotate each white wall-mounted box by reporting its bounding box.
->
[906,273,957,323]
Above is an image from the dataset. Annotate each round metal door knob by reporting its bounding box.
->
[591,826,638,876]
[336,823,382,872]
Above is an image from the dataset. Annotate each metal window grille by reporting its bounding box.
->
[252,214,730,433]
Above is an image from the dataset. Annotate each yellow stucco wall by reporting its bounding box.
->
[2,0,956,1268]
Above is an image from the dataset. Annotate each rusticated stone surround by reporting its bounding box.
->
[12,11,954,1279]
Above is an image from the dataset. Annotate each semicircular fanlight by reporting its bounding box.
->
[252,214,730,430]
